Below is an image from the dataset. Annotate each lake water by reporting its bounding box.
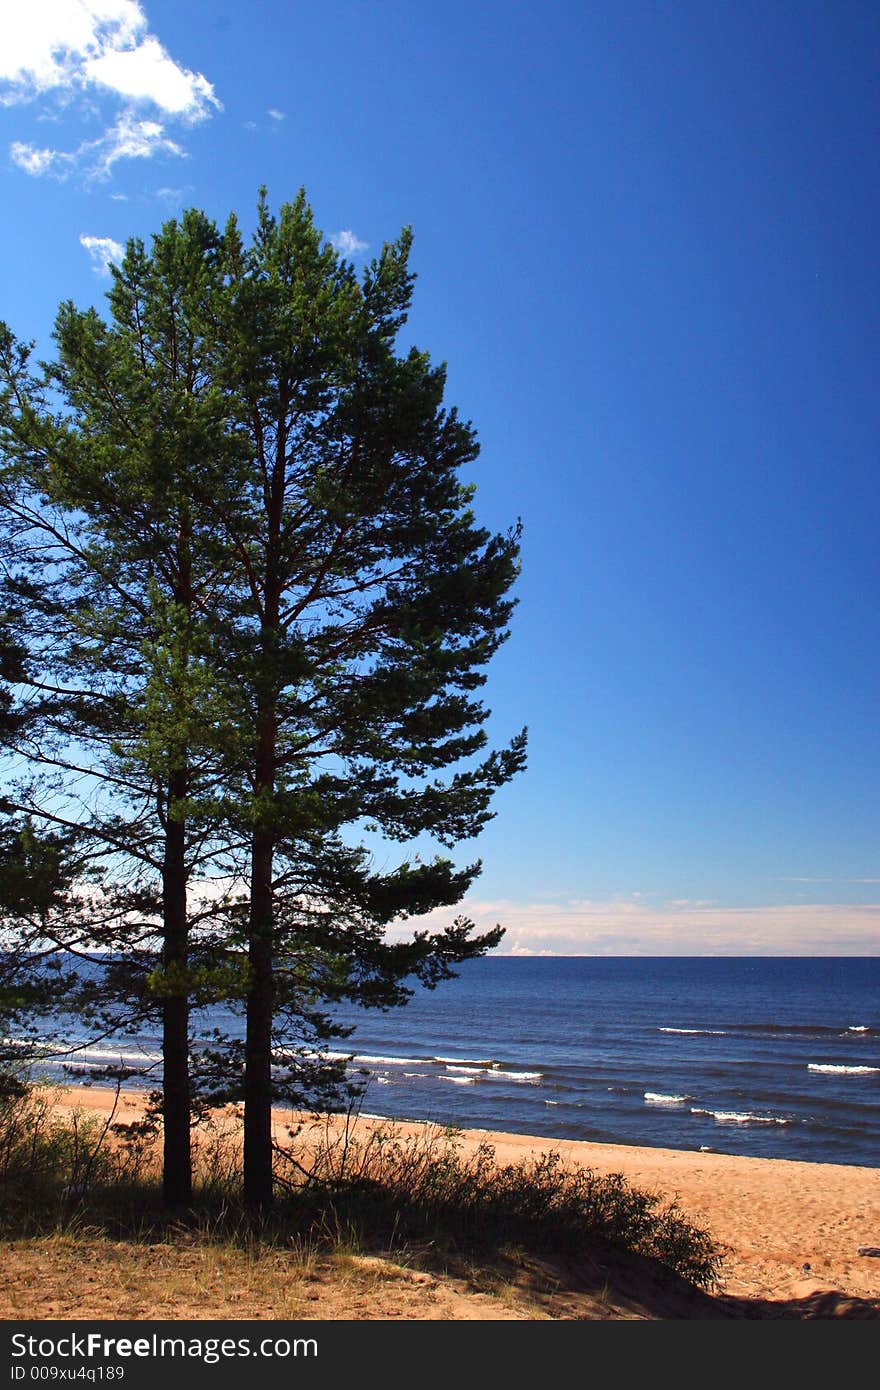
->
[43,956,880,1167]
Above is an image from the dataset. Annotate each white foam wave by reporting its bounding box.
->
[446,1065,487,1075]
[437,1075,476,1086]
[808,1063,880,1075]
[847,1026,869,1033]
[691,1107,791,1125]
[1,1036,54,1055]
[658,1027,727,1036]
[66,1048,162,1066]
[483,1069,542,1083]
[353,1053,428,1066]
[644,1092,689,1105]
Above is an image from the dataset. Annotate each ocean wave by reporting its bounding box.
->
[482,1069,542,1083]
[644,1092,689,1105]
[434,1055,498,1068]
[847,1026,870,1033]
[437,1075,476,1086]
[65,1048,162,1066]
[658,1028,727,1036]
[690,1107,791,1125]
[731,1023,867,1036]
[1,1037,55,1056]
[353,1053,430,1066]
[807,1063,880,1075]
[446,1065,487,1075]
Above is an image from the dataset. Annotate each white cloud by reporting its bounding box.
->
[1,2,141,96]
[267,107,285,121]
[388,896,880,957]
[1,1,219,179]
[10,140,61,175]
[80,232,124,274]
[331,228,368,256]
[96,109,183,171]
[11,109,185,181]
[84,34,217,117]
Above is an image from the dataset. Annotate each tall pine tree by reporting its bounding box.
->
[1,191,526,1208]
[0,216,241,1201]
[203,192,526,1204]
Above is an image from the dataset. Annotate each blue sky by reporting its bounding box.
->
[1,0,878,953]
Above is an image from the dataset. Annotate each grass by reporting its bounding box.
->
[0,1082,725,1302]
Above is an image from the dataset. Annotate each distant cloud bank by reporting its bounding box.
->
[1,1,219,180]
[390,896,880,956]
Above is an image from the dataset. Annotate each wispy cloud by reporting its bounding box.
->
[389,896,880,957]
[154,183,193,204]
[1,2,219,180]
[330,228,368,256]
[80,232,124,274]
[10,141,57,175]
[780,875,880,885]
[267,107,285,122]
[12,110,185,180]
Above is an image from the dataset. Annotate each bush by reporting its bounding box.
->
[276,1117,724,1289]
[0,1082,154,1230]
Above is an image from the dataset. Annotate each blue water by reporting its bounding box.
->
[39,957,880,1167]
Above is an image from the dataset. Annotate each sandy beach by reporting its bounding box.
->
[23,1083,873,1319]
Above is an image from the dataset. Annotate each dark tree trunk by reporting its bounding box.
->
[243,473,283,1209]
[244,683,277,1207]
[162,767,192,1206]
[243,825,275,1207]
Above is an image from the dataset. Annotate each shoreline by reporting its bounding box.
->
[45,1082,880,1307]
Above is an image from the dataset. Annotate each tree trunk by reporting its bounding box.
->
[161,768,192,1206]
[243,825,275,1207]
[243,465,283,1209]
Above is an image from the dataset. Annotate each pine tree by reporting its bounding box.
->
[0,190,526,1208]
[200,192,526,1204]
[0,216,240,1201]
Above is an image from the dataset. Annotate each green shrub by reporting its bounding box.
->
[276,1118,724,1289]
